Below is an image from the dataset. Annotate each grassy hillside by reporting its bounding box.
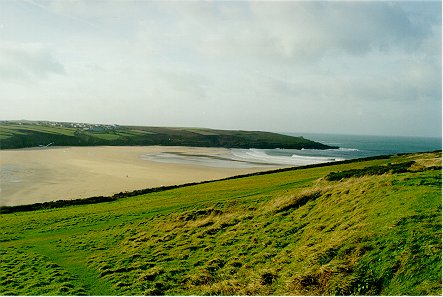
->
[0,152,441,295]
[0,121,335,150]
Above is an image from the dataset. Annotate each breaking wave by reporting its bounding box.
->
[335,147,360,152]
[231,149,344,166]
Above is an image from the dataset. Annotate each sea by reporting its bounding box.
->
[267,132,443,164]
[142,133,442,168]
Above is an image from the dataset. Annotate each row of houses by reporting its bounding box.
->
[2,120,119,132]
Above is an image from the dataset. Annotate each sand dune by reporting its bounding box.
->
[0,146,275,206]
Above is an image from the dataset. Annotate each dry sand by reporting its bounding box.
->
[0,146,274,206]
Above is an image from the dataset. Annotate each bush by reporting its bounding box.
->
[325,161,415,181]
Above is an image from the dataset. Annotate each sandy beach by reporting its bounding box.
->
[0,146,277,206]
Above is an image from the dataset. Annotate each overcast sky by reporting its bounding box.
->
[0,0,441,137]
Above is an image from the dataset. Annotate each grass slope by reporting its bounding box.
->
[0,152,441,295]
[0,121,335,150]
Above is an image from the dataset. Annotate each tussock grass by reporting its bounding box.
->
[0,152,441,295]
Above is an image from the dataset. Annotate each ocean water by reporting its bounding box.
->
[142,133,442,168]
[264,133,442,163]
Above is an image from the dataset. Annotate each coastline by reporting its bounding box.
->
[0,146,279,206]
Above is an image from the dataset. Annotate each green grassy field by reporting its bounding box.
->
[0,121,336,149]
[0,152,441,295]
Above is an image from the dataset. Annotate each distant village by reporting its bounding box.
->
[1,120,120,132]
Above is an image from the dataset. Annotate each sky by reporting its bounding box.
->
[0,0,441,137]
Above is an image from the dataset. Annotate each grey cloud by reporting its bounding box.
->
[0,43,65,81]
[248,1,435,60]
[155,70,209,102]
[130,1,439,66]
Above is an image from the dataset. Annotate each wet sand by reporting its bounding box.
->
[0,146,275,206]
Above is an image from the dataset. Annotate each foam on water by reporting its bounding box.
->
[335,148,360,152]
[231,149,342,166]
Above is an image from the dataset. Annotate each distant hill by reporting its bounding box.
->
[0,120,337,150]
[0,151,440,295]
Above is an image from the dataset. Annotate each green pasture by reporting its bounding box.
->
[0,152,441,295]
[0,124,76,136]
